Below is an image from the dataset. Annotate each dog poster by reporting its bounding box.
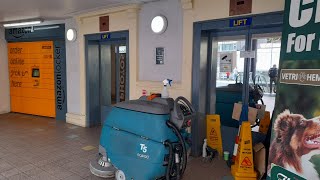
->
[268,0,320,180]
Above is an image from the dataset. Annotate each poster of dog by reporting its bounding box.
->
[268,110,320,179]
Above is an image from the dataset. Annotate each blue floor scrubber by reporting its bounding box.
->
[89,96,196,180]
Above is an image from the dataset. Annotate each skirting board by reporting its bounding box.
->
[66,113,88,127]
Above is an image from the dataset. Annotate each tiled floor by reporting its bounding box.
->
[0,113,232,180]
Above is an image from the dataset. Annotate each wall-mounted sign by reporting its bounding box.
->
[119,46,126,54]
[240,50,255,58]
[7,27,33,38]
[99,16,109,32]
[155,47,165,65]
[219,53,233,72]
[101,33,111,40]
[229,0,252,16]
[279,69,320,86]
[229,17,252,27]
[5,24,64,41]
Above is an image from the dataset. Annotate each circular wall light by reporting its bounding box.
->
[151,15,167,34]
[66,28,77,42]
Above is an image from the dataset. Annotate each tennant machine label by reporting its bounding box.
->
[137,143,149,159]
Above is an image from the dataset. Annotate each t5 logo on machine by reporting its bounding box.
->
[140,144,147,153]
[137,143,150,159]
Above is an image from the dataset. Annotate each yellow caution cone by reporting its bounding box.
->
[206,115,223,156]
[231,122,257,180]
[259,111,271,134]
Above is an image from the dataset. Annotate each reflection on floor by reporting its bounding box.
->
[263,93,276,114]
[0,113,232,180]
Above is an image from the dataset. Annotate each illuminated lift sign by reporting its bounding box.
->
[229,17,252,27]
[101,33,111,40]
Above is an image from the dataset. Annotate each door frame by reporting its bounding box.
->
[85,30,129,126]
[191,11,284,156]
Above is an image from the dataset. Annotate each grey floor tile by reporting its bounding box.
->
[69,165,92,178]
[1,169,20,178]
[23,168,44,177]
[86,174,109,180]
[6,173,29,180]
[61,174,84,180]
[7,160,30,168]
[60,161,80,170]
[51,169,74,180]
[0,162,14,173]
[17,164,36,173]
[52,158,72,167]
[27,172,58,180]
[0,113,233,180]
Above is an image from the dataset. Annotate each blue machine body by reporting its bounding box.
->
[100,103,178,180]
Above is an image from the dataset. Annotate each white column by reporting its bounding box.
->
[0,27,10,114]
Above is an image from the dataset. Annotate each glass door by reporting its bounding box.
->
[215,37,246,87]
[100,42,127,123]
[251,33,282,113]
[209,35,247,127]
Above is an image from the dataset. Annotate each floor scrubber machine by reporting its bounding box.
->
[89,96,196,180]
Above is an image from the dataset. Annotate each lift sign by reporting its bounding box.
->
[229,17,252,27]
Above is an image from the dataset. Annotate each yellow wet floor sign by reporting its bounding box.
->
[206,115,223,156]
[259,111,271,134]
[231,122,257,180]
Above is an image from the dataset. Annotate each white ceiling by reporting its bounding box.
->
[0,0,159,22]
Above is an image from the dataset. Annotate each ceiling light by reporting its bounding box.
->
[3,19,43,28]
[151,15,167,34]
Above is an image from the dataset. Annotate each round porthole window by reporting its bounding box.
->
[151,15,167,34]
[66,28,77,42]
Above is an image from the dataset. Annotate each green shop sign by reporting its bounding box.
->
[271,165,305,180]
[268,0,320,179]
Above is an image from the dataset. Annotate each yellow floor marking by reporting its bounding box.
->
[82,146,96,151]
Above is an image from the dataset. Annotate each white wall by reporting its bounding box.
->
[177,0,285,100]
[0,27,10,114]
[65,0,286,127]
[66,5,140,127]
[65,18,81,115]
[138,0,183,82]
[134,0,285,100]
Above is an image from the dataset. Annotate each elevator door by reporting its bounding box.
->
[87,41,127,126]
[212,36,246,127]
